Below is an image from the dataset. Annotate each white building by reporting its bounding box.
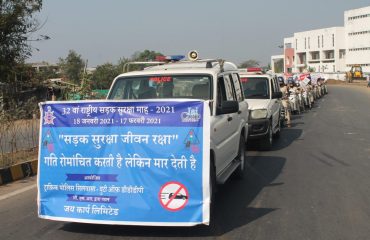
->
[293,27,345,73]
[274,5,370,73]
[345,6,370,73]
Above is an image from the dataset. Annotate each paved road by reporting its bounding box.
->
[1,85,370,240]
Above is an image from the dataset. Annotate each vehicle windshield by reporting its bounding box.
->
[108,75,212,100]
[241,77,270,99]
[354,67,361,72]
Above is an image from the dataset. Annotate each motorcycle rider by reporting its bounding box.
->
[280,81,291,127]
[288,81,299,115]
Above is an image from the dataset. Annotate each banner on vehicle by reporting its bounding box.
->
[38,100,210,226]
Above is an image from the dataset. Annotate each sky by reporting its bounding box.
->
[28,0,370,67]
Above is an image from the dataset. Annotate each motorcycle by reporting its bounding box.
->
[288,90,300,115]
[297,90,306,112]
[302,90,311,110]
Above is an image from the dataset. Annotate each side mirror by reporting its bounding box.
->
[272,92,282,99]
[216,100,239,115]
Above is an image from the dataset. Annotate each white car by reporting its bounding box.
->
[239,69,282,150]
[108,56,249,219]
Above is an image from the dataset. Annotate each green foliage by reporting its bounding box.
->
[0,0,43,83]
[89,50,163,90]
[274,59,284,73]
[117,57,130,73]
[58,50,85,85]
[131,49,163,61]
[124,50,163,72]
[91,63,120,89]
[239,59,260,68]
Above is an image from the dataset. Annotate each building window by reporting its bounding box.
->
[322,35,324,48]
[332,34,334,47]
[348,30,370,36]
[325,51,334,59]
[308,37,310,49]
[347,63,370,67]
[305,38,307,49]
[349,47,370,51]
[311,52,320,60]
[318,36,320,48]
[295,39,297,50]
[348,14,370,21]
[339,49,346,59]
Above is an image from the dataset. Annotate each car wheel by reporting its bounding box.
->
[280,114,285,128]
[234,134,246,179]
[260,121,272,150]
[274,117,281,139]
[280,109,285,128]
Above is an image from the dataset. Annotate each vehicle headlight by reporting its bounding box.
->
[250,109,268,119]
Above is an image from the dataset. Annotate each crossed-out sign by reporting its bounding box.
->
[159,182,189,212]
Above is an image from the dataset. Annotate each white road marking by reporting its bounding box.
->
[0,184,36,201]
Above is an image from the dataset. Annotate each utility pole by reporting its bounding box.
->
[81,59,88,88]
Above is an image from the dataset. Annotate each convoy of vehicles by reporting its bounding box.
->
[38,51,329,226]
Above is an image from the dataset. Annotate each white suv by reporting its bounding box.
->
[108,58,249,209]
[239,69,282,150]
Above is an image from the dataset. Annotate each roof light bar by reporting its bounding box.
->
[247,67,263,72]
[155,55,185,62]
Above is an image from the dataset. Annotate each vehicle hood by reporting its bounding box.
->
[246,99,270,110]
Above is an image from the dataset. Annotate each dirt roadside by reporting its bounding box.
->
[326,79,367,87]
[326,79,370,96]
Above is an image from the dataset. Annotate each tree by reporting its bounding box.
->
[131,49,163,61]
[118,50,163,73]
[32,63,60,83]
[0,0,44,83]
[239,59,260,68]
[90,63,120,89]
[87,50,164,92]
[273,59,284,73]
[58,50,85,85]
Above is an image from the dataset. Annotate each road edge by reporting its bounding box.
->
[0,159,38,185]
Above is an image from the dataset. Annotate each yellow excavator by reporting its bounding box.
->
[346,65,363,83]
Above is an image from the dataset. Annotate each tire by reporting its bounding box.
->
[280,108,285,128]
[234,134,246,179]
[274,117,281,139]
[281,116,285,128]
[259,121,273,150]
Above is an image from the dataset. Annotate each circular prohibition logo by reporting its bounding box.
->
[158,181,189,212]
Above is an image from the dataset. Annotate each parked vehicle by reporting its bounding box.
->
[239,68,282,150]
[108,53,250,222]
[346,65,363,82]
